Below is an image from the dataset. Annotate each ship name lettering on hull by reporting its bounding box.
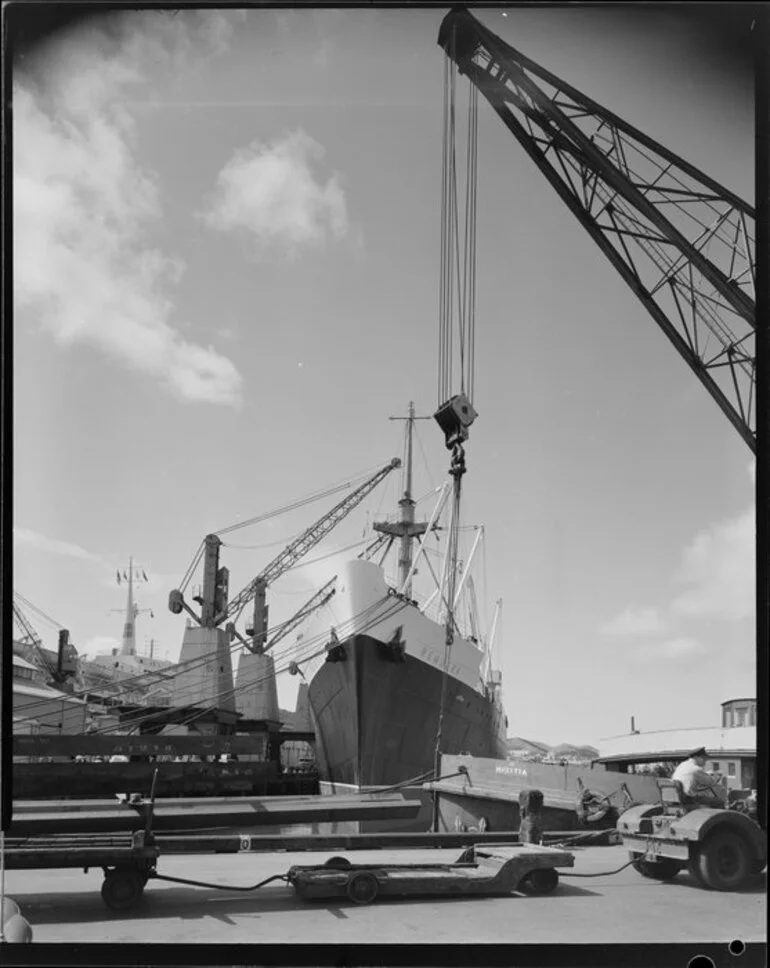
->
[419,645,463,678]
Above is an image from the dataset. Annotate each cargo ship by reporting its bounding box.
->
[305,404,509,793]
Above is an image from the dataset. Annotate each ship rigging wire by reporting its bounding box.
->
[71,596,412,735]
[176,461,393,593]
[13,592,65,632]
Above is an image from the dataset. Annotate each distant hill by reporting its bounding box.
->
[507,737,599,760]
[552,743,600,760]
[506,737,551,755]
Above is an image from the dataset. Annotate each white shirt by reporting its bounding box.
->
[671,758,726,803]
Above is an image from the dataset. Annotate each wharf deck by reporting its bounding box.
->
[3,845,765,947]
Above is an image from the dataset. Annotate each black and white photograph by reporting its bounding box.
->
[2,2,766,961]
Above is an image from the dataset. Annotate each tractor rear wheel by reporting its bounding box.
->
[697,830,751,891]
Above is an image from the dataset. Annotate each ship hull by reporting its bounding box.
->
[308,633,508,790]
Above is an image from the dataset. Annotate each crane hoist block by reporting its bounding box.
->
[434,394,478,445]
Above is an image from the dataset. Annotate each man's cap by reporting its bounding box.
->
[689,746,708,758]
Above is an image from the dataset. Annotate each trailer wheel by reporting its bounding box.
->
[696,830,752,891]
[346,871,379,905]
[519,867,559,895]
[101,870,146,912]
[631,855,681,881]
[324,856,352,869]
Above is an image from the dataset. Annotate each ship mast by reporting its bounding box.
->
[117,558,149,657]
[373,402,430,598]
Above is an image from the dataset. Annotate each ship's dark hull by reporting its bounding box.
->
[308,633,508,789]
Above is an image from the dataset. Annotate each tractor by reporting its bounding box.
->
[617,779,766,891]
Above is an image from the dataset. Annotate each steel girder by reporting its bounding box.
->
[439,10,756,451]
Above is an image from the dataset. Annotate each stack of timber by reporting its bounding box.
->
[13,732,317,800]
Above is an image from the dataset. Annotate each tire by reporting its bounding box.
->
[578,791,609,825]
[101,870,146,912]
[632,857,681,881]
[697,830,752,891]
[519,868,559,895]
[346,871,379,905]
[324,856,352,869]
[687,856,708,887]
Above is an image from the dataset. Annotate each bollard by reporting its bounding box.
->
[518,788,545,845]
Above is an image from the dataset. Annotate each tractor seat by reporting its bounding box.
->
[658,779,695,812]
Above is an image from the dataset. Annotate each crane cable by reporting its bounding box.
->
[176,462,389,593]
[438,46,479,407]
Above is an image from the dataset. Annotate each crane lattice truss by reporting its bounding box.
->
[263,578,337,653]
[439,10,756,451]
[217,457,401,627]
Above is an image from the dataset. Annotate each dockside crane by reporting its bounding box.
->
[169,457,400,649]
[433,8,762,833]
[12,592,77,687]
[165,458,400,722]
[437,8,756,453]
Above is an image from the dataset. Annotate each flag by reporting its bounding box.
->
[116,571,121,585]
[123,571,128,581]
[142,570,148,581]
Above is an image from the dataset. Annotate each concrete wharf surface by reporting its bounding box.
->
[4,845,765,946]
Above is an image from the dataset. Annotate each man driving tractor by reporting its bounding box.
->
[671,746,728,808]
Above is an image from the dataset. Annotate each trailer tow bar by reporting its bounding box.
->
[147,872,288,892]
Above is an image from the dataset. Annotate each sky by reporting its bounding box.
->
[12,6,756,748]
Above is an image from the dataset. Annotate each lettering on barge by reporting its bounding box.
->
[495,765,528,777]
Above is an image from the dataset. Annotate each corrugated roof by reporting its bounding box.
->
[12,654,40,672]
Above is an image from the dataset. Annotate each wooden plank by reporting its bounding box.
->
[13,733,314,759]
[6,793,423,836]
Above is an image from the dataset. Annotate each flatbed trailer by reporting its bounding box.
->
[288,843,575,904]
[2,831,160,911]
[2,831,576,912]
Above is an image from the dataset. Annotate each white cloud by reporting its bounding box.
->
[14,527,104,563]
[671,507,754,621]
[13,12,243,407]
[80,635,121,659]
[601,606,668,636]
[200,129,349,258]
[629,637,708,663]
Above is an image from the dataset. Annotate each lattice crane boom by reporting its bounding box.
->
[12,599,41,646]
[215,457,401,627]
[262,577,337,653]
[438,9,756,452]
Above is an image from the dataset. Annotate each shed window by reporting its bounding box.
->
[727,762,736,777]
[711,762,720,772]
